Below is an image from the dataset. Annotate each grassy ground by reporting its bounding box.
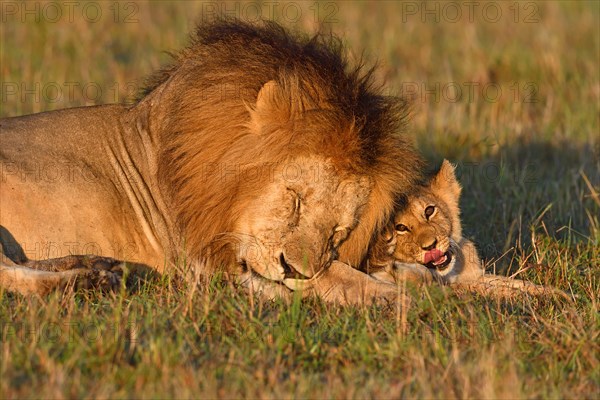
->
[1,1,598,398]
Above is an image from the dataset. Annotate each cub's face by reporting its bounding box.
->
[390,160,463,273]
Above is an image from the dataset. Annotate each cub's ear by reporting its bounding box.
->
[430,159,462,202]
[381,221,395,243]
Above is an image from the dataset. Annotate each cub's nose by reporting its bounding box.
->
[421,239,437,251]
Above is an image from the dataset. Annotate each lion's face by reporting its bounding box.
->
[390,160,462,274]
[234,156,371,281]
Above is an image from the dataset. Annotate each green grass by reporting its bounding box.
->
[1,1,599,398]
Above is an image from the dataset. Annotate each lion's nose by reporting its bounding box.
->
[421,239,437,251]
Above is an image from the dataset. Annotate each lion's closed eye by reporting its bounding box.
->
[287,188,301,227]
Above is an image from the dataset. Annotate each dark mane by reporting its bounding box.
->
[139,19,344,99]
[139,18,423,266]
[141,19,411,167]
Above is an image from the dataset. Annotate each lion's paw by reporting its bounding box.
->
[73,265,124,292]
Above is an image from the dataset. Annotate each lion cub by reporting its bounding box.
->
[368,160,483,285]
[369,160,568,300]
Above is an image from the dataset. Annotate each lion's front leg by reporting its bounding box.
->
[0,226,131,296]
[447,242,569,300]
[0,250,127,296]
[284,261,412,306]
[23,254,122,272]
[235,270,293,301]
[0,264,121,296]
[371,261,435,286]
[450,274,571,300]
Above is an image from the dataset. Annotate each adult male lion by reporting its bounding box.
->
[0,20,423,304]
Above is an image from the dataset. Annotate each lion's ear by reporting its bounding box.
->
[255,80,281,111]
[430,159,461,204]
[249,80,292,131]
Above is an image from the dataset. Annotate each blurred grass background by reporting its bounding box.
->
[1,1,599,398]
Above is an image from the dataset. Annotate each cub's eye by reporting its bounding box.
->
[424,205,436,219]
[395,224,409,233]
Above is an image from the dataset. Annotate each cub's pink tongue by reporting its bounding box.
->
[424,249,444,264]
